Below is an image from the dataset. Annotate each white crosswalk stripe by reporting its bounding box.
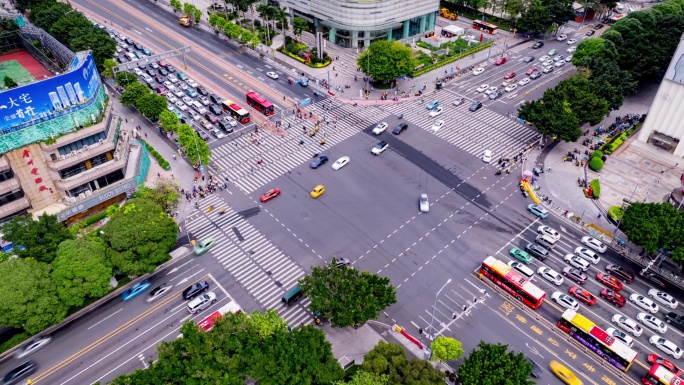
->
[185,195,312,326]
[381,91,540,159]
[212,100,389,193]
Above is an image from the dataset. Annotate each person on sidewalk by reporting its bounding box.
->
[597,212,603,219]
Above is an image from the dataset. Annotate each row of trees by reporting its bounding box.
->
[0,193,178,335]
[158,109,211,166]
[519,0,684,141]
[22,0,117,71]
[622,202,684,264]
[170,0,202,24]
[208,12,261,48]
[113,72,168,120]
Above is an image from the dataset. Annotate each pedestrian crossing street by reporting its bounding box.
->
[184,194,314,326]
[381,91,540,158]
[211,99,389,193]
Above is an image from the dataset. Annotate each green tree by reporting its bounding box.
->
[27,1,72,30]
[48,12,93,44]
[586,58,637,110]
[158,110,179,132]
[430,336,464,363]
[101,58,119,79]
[458,342,533,385]
[299,257,396,328]
[3,76,18,89]
[136,92,168,120]
[116,71,140,87]
[292,16,309,40]
[362,341,444,384]
[1,213,74,263]
[102,198,178,275]
[622,202,684,262]
[120,81,149,107]
[334,371,389,385]
[505,0,525,21]
[193,8,202,23]
[0,258,67,334]
[51,237,112,308]
[170,0,182,12]
[546,0,577,24]
[517,0,552,35]
[357,40,415,83]
[177,124,211,165]
[518,87,581,142]
[555,73,609,126]
[572,38,618,65]
[135,179,181,212]
[69,27,117,71]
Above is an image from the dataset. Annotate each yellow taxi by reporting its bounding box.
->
[549,360,582,385]
[310,185,325,198]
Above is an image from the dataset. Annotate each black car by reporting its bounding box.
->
[643,272,666,289]
[124,37,134,45]
[115,56,123,63]
[146,69,156,77]
[526,357,542,378]
[392,123,407,135]
[167,65,176,73]
[217,120,234,132]
[155,74,164,83]
[532,41,544,49]
[586,30,596,36]
[666,312,684,332]
[488,91,503,100]
[208,104,222,115]
[197,86,209,96]
[469,101,482,112]
[3,361,37,385]
[594,23,604,29]
[137,62,146,70]
[310,155,329,169]
[133,42,143,50]
[158,68,168,76]
[530,71,542,80]
[183,281,210,300]
[210,94,223,104]
[525,243,548,261]
[605,264,634,283]
[523,56,535,63]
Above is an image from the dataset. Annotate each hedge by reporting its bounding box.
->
[591,150,603,159]
[589,157,604,171]
[608,205,624,221]
[277,47,331,68]
[602,132,628,155]
[83,210,108,227]
[411,41,494,77]
[141,140,171,170]
[590,179,601,198]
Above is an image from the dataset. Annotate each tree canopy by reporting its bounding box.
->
[430,336,464,363]
[177,123,211,165]
[136,92,168,121]
[135,179,181,212]
[361,341,444,385]
[120,81,148,106]
[458,342,533,385]
[357,41,415,83]
[1,213,73,263]
[622,202,684,263]
[299,258,396,328]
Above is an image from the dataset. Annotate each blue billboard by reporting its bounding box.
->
[0,51,101,134]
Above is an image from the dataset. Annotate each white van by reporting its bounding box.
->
[190,101,206,114]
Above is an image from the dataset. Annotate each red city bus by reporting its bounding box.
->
[480,256,545,308]
[643,363,684,385]
[197,301,242,332]
[472,20,499,34]
[222,100,250,124]
[245,91,275,116]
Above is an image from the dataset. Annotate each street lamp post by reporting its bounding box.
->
[613,183,639,236]
[423,278,452,347]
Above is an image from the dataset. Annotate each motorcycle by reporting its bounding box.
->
[398,114,403,119]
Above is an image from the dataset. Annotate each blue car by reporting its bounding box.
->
[527,204,549,219]
[426,100,439,110]
[122,280,152,301]
[297,78,309,87]
[142,47,152,56]
[310,155,329,169]
[185,88,198,98]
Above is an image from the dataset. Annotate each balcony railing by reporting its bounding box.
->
[46,139,116,171]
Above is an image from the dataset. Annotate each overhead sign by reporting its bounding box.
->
[56,179,138,222]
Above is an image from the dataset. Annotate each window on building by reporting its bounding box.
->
[0,189,25,207]
[90,153,111,167]
[59,163,87,179]
[57,131,107,155]
[0,169,14,182]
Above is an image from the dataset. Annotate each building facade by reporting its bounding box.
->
[282,0,440,48]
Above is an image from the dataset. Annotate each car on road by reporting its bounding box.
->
[133,67,143,76]
[196,86,208,96]
[518,77,531,86]
[539,55,549,62]
[530,71,542,80]
[175,101,188,111]
[647,355,683,376]
[557,34,568,41]
[595,23,604,29]
[596,273,623,291]
[567,46,576,53]
[453,97,466,106]
[310,155,329,169]
[574,247,599,264]
[482,150,492,163]
[372,122,388,135]
[330,257,351,268]
[525,243,548,261]
[581,236,606,253]
[472,67,485,75]
[476,84,489,93]
[266,71,278,79]
[542,66,554,74]
[176,71,188,81]
[505,83,518,92]
[193,237,216,255]
[537,225,560,241]
[429,106,443,117]
[122,280,152,301]
[186,79,199,88]
[185,88,198,98]
[666,312,684,331]
[554,60,566,67]
[606,264,634,283]
[198,96,211,106]
[504,72,516,79]
[260,188,281,202]
[551,292,579,310]
[431,120,445,131]
[372,141,389,155]
[146,283,173,303]
[630,294,659,313]
[200,119,214,130]
[562,267,587,284]
[310,185,325,198]
[485,86,498,95]
[142,74,153,84]
[549,360,580,385]
[527,204,548,218]
[638,313,668,333]
[197,130,210,141]
[155,86,168,96]
[158,68,168,76]
[600,289,626,307]
[489,91,503,100]
[469,101,482,111]
[612,314,643,336]
[173,88,184,98]
[14,336,51,359]
[564,254,590,271]
[210,94,222,104]
[183,281,210,300]
[644,273,667,289]
[425,100,440,110]
[2,361,37,385]
[208,104,222,115]
[569,286,596,306]
[650,336,683,359]
[210,128,225,139]
[538,267,563,285]
[495,57,507,65]
[649,289,679,309]
[392,123,408,135]
[331,156,350,170]
[532,41,544,49]
[606,327,634,347]
[509,247,532,263]
[527,357,542,378]
[586,30,596,36]
[166,94,178,104]
[419,194,430,213]
[188,110,200,121]
[187,292,217,314]
[548,49,558,56]
[166,65,176,73]
[526,67,538,75]
[567,38,577,45]
[508,261,533,277]
[543,58,554,66]
[566,55,573,62]
[523,56,535,63]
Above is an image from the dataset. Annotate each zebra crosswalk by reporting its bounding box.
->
[184,194,313,326]
[381,91,540,158]
[212,100,389,193]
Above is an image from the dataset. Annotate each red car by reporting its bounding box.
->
[569,286,597,306]
[155,86,168,96]
[596,272,623,291]
[260,188,281,202]
[526,67,538,75]
[495,57,507,65]
[504,72,516,79]
[600,288,626,308]
[647,354,683,376]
